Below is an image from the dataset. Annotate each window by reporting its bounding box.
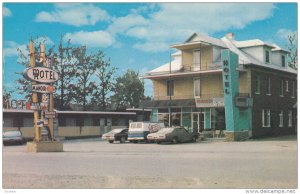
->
[167,79,174,96]
[193,50,201,71]
[266,77,271,95]
[265,50,270,63]
[254,76,260,94]
[262,109,271,127]
[292,81,295,98]
[194,78,201,97]
[279,80,284,97]
[286,80,289,92]
[279,110,283,127]
[288,110,292,127]
[281,55,286,67]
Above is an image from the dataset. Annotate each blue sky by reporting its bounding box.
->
[3,3,298,98]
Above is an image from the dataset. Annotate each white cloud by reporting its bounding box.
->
[64,30,115,48]
[109,3,275,52]
[276,29,297,40]
[107,14,147,35]
[3,6,12,17]
[3,41,27,57]
[35,3,110,26]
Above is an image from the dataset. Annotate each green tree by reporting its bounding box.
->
[91,51,117,111]
[112,69,145,110]
[286,32,298,70]
[3,89,12,109]
[71,46,98,110]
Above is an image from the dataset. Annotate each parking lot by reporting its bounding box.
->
[2,136,298,189]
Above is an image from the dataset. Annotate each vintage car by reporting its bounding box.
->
[102,128,128,143]
[147,127,199,144]
[3,130,24,145]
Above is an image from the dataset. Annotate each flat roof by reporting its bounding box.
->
[3,109,136,115]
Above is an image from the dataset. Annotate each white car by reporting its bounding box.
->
[3,130,24,145]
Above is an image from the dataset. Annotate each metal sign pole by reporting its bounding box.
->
[29,41,40,142]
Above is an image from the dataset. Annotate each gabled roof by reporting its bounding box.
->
[271,44,290,53]
[184,32,227,48]
[234,39,275,49]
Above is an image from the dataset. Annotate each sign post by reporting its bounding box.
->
[29,41,41,142]
[25,41,63,152]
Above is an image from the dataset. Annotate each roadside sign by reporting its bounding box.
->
[32,84,55,94]
[23,67,59,83]
[37,119,44,127]
[44,111,56,118]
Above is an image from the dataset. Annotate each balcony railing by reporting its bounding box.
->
[145,61,223,77]
[153,93,224,101]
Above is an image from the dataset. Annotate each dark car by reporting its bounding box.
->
[102,128,128,143]
[148,127,199,144]
[3,130,24,145]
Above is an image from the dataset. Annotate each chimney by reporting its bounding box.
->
[226,32,234,40]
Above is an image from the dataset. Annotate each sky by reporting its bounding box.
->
[2,2,298,99]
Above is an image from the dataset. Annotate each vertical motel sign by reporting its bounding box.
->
[221,50,240,132]
[23,42,59,142]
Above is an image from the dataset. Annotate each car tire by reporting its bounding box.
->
[133,141,138,144]
[109,140,114,144]
[120,137,126,143]
[172,137,178,144]
[156,141,161,144]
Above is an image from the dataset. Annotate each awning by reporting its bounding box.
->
[140,99,196,108]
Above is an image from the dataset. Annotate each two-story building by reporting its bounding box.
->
[141,32,297,140]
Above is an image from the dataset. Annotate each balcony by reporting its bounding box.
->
[143,61,223,79]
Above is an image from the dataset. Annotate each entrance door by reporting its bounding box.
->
[192,113,205,133]
[193,50,201,71]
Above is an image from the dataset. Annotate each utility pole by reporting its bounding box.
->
[168,48,172,127]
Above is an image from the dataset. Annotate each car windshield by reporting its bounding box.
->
[3,131,21,138]
[157,128,174,134]
[111,129,123,133]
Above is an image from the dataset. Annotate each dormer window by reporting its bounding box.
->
[265,50,270,63]
[281,55,286,67]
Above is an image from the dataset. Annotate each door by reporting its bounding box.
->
[193,50,201,71]
[192,113,205,133]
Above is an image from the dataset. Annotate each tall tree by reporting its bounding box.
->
[112,69,146,110]
[91,51,117,111]
[50,37,77,110]
[286,32,298,70]
[3,89,12,109]
[71,46,98,110]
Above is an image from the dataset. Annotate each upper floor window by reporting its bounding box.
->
[281,55,286,67]
[292,81,295,98]
[194,78,201,97]
[279,80,284,97]
[286,80,289,92]
[265,50,270,63]
[193,50,201,71]
[266,77,271,95]
[167,79,174,96]
[254,76,260,94]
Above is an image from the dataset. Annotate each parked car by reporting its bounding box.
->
[147,127,199,144]
[102,128,128,143]
[3,130,24,145]
[128,122,165,143]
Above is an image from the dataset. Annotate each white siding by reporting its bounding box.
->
[241,46,264,63]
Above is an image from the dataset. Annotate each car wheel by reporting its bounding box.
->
[172,137,178,144]
[133,141,138,144]
[109,140,114,143]
[120,137,126,143]
[156,141,161,144]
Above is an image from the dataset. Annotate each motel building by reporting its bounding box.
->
[141,32,297,141]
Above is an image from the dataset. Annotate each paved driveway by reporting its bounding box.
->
[2,136,297,189]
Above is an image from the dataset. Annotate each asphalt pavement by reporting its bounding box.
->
[2,136,298,189]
